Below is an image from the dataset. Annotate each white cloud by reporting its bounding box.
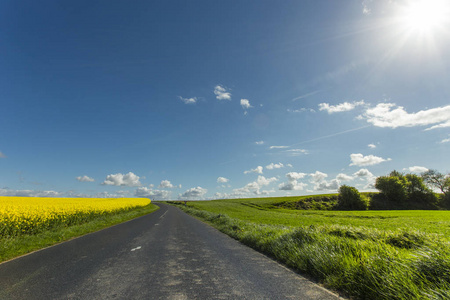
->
[315,179,340,191]
[353,168,374,178]
[0,188,61,197]
[307,171,340,191]
[159,180,176,189]
[135,187,171,200]
[0,152,6,158]
[310,171,328,183]
[116,190,133,196]
[350,153,391,166]
[362,0,372,15]
[318,100,365,114]
[93,191,117,198]
[285,149,308,156]
[229,187,250,197]
[244,166,263,174]
[63,190,129,198]
[76,175,95,182]
[404,166,429,173]
[217,177,229,183]
[102,172,141,187]
[336,173,353,181]
[279,172,307,191]
[261,189,275,195]
[440,135,450,143]
[103,191,129,198]
[364,181,376,190]
[287,108,316,113]
[234,176,278,195]
[269,146,308,156]
[368,143,377,149]
[427,121,450,131]
[240,99,253,110]
[266,163,285,170]
[255,141,264,145]
[179,187,208,200]
[279,181,307,191]
[352,168,376,189]
[256,175,278,186]
[63,190,90,198]
[286,172,307,181]
[363,103,450,129]
[214,192,232,199]
[179,96,197,104]
[214,85,231,100]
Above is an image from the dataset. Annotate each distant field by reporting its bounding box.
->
[187,196,450,238]
[0,197,158,262]
[172,195,450,300]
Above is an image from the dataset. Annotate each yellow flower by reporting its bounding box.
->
[0,197,150,237]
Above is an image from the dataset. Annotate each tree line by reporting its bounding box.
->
[338,169,450,210]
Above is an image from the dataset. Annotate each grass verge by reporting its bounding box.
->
[0,203,159,263]
[172,202,450,300]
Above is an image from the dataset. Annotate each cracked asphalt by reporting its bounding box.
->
[0,203,343,299]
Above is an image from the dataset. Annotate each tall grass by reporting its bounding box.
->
[176,204,450,300]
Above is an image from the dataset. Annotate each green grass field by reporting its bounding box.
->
[187,196,450,236]
[172,195,450,300]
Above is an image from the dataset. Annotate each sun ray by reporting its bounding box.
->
[398,0,450,35]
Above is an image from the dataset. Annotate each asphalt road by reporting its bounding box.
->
[0,203,342,299]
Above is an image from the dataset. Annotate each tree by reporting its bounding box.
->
[421,170,450,197]
[374,171,438,209]
[338,185,369,210]
[405,174,437,207]
[422,170,450,209]
[390,170,404,178]
[375,175,408,203]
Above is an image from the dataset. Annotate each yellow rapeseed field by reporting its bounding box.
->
[0,197,151,237]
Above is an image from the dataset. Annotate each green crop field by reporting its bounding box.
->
[171,195,450,300]
[186,196,450,236]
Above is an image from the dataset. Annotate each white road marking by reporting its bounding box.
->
[159,210,168,219]
[131,246,142,251]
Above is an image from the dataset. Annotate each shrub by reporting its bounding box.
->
[375,174,408,204]
[373,171,438,209]
[273,196,338,210]
[337,185,369,210]
[441,193,450,209]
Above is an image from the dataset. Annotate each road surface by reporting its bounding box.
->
[0,203,342,299]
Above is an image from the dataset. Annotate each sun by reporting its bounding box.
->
[399,0,450,34]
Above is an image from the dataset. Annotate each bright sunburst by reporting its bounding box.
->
[399,0,450,34]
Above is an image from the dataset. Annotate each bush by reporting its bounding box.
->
[273,196,338,210]
[337,185,369,210]
[373,171,438,209]
[440,193,450,209]
[375,175,408,204]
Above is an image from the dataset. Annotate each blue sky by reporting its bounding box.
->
[1,0,449,200]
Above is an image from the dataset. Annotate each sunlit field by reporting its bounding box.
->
[186,196,450,236]
[0,196,157,262]
[172,196,450,300]
[0,197,150,237]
